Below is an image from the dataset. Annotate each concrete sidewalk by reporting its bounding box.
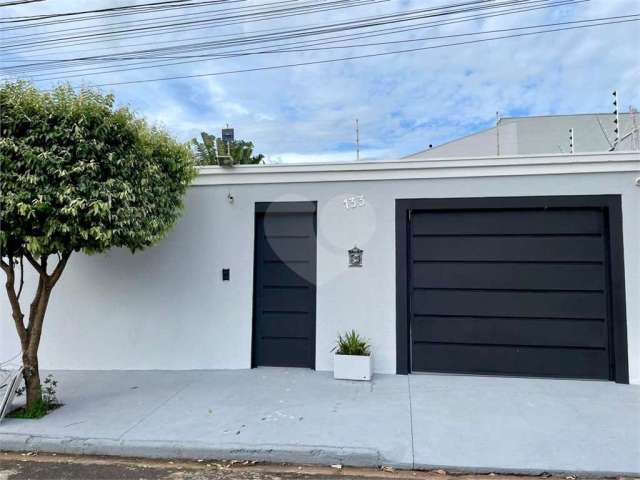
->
[0,369,638,476]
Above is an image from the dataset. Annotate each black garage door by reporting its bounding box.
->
[396,196,628,382]
[253,202,316,368]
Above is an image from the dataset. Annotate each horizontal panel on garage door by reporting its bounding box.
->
[412,316,607,348]
[411,236,604,262]
[411,290,607,319]
[408,205,613,380]
[412,343,610,379]
[411,262,605,291]
[411,209,603,235]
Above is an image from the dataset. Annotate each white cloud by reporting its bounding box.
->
[2,0,639,161]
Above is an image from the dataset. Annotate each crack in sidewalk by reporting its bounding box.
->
[407,375,415,470]
[117,380,194,441]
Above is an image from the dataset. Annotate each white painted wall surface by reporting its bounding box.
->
[1,153,639,383]
[404,122,518,159]
[405,114,638,159]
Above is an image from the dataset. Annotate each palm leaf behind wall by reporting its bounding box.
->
[191,132,264,166]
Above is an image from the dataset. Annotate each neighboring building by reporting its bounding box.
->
[1,152,639,384]
[405,113,640,159]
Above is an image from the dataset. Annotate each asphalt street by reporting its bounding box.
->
[0,453,605,480]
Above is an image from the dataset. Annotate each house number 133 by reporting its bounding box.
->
[344,195,366,209]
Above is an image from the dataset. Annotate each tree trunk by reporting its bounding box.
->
[22,282,52,410]
[1,253,69,412]
[23,352,41,407]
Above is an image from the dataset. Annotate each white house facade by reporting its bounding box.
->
[1,152,639,384]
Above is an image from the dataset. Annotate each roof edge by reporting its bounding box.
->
[193,151,640,186]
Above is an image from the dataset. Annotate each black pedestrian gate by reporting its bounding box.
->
[252,202,317,368]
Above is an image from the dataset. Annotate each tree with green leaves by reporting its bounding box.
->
[0,81,196,414]
[191,131,264,165]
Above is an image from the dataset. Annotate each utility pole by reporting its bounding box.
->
[355,118,360,162]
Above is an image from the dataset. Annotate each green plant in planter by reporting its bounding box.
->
[334,330,371,356]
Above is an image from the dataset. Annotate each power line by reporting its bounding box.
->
[0,0,386,58]
[3,0,575,75]
[1,0,380,44]
[0,0,555,60]
[3,2,396,57]
[12,0,555,61]
[0,0,221,22]
[1,0,298,37]
[18,3,596,81]
[1,0,531,49]
[0,0,346,33]
[47,16,638,88]
[0,0,43,6]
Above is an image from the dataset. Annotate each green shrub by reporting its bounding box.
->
[334,330,371,356]
[9,374,61,419]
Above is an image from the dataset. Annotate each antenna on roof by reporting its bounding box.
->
[355,118,360,162]
[568,128,575,154]
[630,106,639,151]
[495,111,501,156]
[216,126,234,166]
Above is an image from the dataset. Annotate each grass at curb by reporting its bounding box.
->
[7,403,62,419]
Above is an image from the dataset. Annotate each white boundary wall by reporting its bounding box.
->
[1,152,639,383]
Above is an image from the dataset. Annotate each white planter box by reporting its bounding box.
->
[333,353,372,381]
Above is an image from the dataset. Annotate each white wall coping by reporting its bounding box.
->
[193,151,640,186]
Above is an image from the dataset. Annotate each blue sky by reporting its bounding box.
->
[2,0,639,162]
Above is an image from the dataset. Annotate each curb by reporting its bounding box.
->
[1,433,638,477]
[0,433,412,470]
[411,461,640,479]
